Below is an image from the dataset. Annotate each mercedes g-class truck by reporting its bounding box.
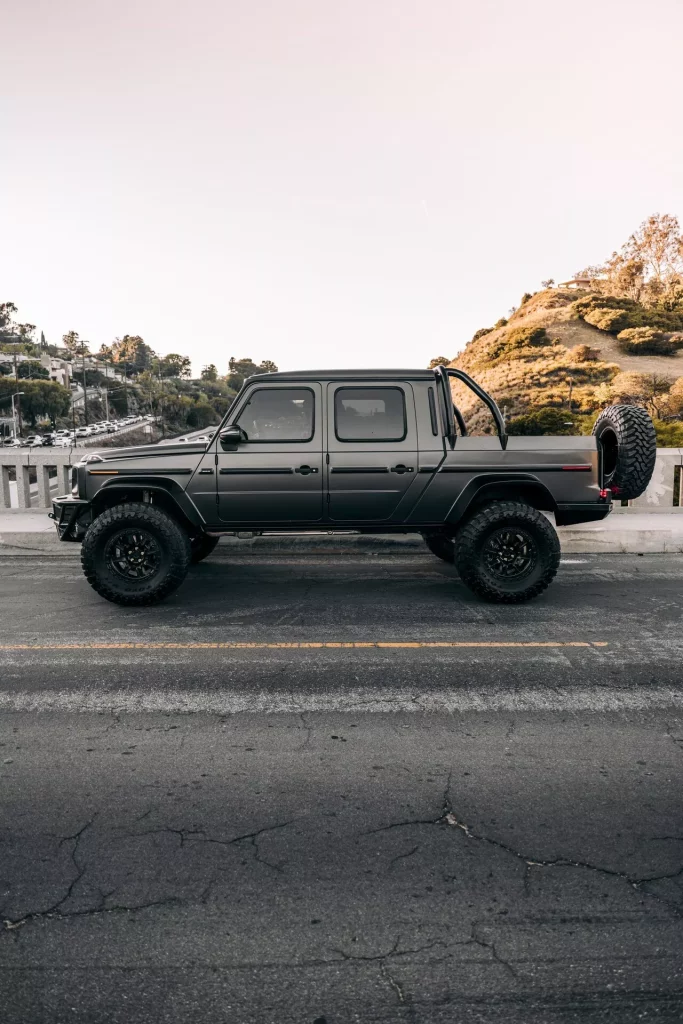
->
[51,367,656,606]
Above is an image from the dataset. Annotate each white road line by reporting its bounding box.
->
[1,686,682,715]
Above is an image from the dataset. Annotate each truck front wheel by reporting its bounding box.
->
[454,501,560,603]
[81,502,191,606]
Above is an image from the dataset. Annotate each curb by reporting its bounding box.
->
[2,529,683,556]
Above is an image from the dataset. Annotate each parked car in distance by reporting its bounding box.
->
[24,435,44,447]
[2,437,22,448]
[75,427,91,438]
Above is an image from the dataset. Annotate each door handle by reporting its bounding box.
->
[390,464,414,474]
[295,465,318,475]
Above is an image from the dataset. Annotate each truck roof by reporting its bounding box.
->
[248,368,436,383]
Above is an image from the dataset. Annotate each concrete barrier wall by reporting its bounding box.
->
[1,446,682,511]
[0,450,74,509]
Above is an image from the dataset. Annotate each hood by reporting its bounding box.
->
[83,441,209,463]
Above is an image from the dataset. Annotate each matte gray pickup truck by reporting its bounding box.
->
[51,367,656,605]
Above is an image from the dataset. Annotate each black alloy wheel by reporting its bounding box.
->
[481,527,536,582]
[104,529,162,581]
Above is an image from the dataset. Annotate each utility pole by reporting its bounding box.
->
[82,349,88,425]
[102,386,110,421]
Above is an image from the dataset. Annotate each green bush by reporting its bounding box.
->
[571,293,683,333]
[493,318,508,329]
[470,328,492,343]
[616,327,676,355]
[584,307,632,334]
[506,408,575,435]
[653,419,683,446]
[488,325,548,364]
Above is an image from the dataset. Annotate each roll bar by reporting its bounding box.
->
[434,365,508,450]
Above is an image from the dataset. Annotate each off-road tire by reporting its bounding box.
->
[191,533,220,564]
[421,531,455,563]
[81,502,191,606]
[593,404,656,500]
[454,501,560,604]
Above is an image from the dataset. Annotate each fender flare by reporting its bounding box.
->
[91,477,204,529]
[444,473,557,527]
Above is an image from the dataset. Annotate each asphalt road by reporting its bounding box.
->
[1,549,682,1024]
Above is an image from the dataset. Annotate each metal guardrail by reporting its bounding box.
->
[2,447,682,512]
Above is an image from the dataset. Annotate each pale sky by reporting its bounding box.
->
[2,0,682,376]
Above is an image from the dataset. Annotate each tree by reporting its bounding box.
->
[605,371,674,418]
[18,360,49,380]
[62,330,89,357]
[227,357,279,391]
[201,363,218,382]
[0,378,71,427]
[541,279,555,289]
[159,353,192,379]
[428,356,450,368]
[624,214,683,289]
[0,302,19,339]
[110,335,154,374]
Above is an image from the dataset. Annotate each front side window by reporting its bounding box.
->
[235,388,314,442]
[335,387,406,441]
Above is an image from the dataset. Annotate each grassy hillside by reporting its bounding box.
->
[448,288,683,437]
[441,213,683,439]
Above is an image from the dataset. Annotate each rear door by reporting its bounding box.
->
[216,382,324,524]
[326,381,419,522]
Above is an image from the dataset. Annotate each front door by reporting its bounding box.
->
[217,382,324,524]
[326,381,419,522]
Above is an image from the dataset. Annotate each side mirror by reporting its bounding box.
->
[219,424,245,448]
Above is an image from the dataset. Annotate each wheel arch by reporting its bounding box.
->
[91,479,203,535]
[445,474,557,527]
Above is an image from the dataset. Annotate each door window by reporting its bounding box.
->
[334,387,406,442]
[235,388,314,442]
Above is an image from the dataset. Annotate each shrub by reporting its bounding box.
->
[616,327,675,355]
[653,420,683,447]
[520,292,533,305]
[488,325,548,364]
[470,328,492,343]
[506,408,575,436]
[571,344,598,362]
[493,318,508,329]
[506,325,548,348]
[584,307,632,333]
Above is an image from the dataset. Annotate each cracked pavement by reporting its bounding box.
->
[0,551,682,1022]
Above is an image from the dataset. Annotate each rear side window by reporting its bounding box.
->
[335,387,406,442]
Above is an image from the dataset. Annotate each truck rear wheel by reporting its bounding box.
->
[81,502,191,606]
[190,534,220,564]
[421,531,455,563]
[454,501,560,603]
[592,404,656,500]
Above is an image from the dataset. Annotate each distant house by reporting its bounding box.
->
[40,354,72,387]
[559,276,593,290]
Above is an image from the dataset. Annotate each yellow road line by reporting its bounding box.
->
[0,641,608,650]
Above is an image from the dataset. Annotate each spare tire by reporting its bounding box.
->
[593,404,656,500]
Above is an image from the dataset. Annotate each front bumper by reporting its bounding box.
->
[49,496,92,541]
